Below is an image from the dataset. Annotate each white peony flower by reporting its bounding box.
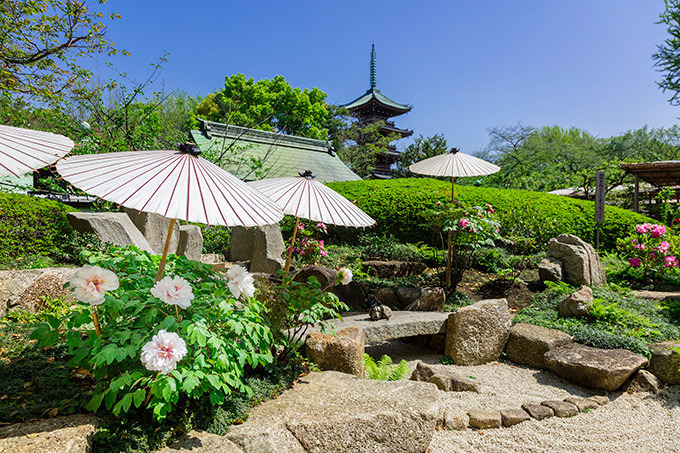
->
[338,267,353,285]
[226,265,255,300]
[151,276,194,309]
[140,330,187,375]
[69,265,119,305]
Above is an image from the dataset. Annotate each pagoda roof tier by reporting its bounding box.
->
[379,122,413,138]
[343,88,412,118]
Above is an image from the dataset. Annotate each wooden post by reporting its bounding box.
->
[155,218,176,282]
[633,175,639,212]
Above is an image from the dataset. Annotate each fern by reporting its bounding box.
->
[362,353,410,381]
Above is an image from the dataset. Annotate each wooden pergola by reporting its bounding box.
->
[620,161,680,212]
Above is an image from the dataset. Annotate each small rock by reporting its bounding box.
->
[411,361,435,382]
[541,400,578,417]
[587,395,609,406]
[444,409,469,430]
[623,369,662,393]
[521,403,554,420]
[558,286,594,318]
[304,327,365,377]
[467,410,502,429]
[563,396,599,412]
[500,408,531,427]
[427,373,479,393]
[362,261,427,278]
[538,256,563,283]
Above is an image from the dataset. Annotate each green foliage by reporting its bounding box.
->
[362,354,410,381]
[258,273,348,361]
[195,74,330,140]
[326,178,654,252]
[200,225,231,255]
[617,222,680,282]
[394,134,448,177]
[513,285,680,356]
[32,247,274,422]
[443,292,475,311]
[653,0,680,106]
[356,234,426,262]
[0,192,76,261]
[5,295,72,324]
[337,121,400,177]
[0,0,124,104]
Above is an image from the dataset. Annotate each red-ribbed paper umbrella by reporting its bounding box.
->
[0,125,74,177]
[248,170,375,272]
[57,143,284,280]
[409,147,501,287]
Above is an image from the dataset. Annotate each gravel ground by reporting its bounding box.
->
[366,340,680,453]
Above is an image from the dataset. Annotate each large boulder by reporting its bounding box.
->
[305,327,365,377]
[504,323,573,369]
[67,212,154,253]
[362,261,427,278]
[293,265,337,287]
[122,208,180,255]
[540,234,606,286]
[159,430,243,452]
[227,371,443,453]
[0,414,99,453]
[558,286,594,318]
[397,286,422,307]
[176,225,203,261]
[544,343,648,391]
[405,287,445,311]
[250,225,285,274]
[647,340,680,384]
[229,226,256,262]
[0,268,77,317]
[445,299,511,365]
[374,287,401,309]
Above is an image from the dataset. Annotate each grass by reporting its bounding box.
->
[513,283,680,356]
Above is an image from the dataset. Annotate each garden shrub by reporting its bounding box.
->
[0,192,76,260]
[327,178,654,251]
[362,354,410,381]
[200,225,231,256]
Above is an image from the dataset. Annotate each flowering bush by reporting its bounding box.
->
[288,221,328,265]
[31,246,273,421]
[426,201,502,289]
[618,223,680,281]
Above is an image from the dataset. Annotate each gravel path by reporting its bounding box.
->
[366,340,680,453]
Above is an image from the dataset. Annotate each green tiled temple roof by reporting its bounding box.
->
[342,88,412,115]
[191,120,361,182]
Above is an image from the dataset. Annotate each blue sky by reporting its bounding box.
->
[95,0,678,153]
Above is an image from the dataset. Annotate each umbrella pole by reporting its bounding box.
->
[155,218,177,282]
[446,176,455,287]
[284,217,300,274]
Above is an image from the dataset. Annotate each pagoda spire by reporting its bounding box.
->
[370,43,376,88]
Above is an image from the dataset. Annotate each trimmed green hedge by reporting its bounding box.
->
[0,193,76,259]
[327,178,653,251]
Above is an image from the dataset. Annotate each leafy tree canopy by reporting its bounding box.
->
[0,0,125,105]
[195,74,331,140]
[336,121,399,178]
[653,0,680,105]
[393,134,448,177]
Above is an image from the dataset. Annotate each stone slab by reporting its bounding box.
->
[312,311,450,344]
[521,403,554,420]
[67,212,154,253]
[500,408,531,427]
[467,410,502,429]
[0,414,99,453]
[541,400,578,417]
[159,430,243,452]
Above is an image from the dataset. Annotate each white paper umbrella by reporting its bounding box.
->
[409,148,500,201]
[410,148,501,287]
[57,145,285,280]
[0,125,74,177]
[249,170,375,271]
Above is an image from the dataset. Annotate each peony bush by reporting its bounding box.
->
[288,221,329,265]
[618,222,680,281]
[32,247,274,421]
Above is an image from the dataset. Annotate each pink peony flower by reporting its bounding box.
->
[297,222,305,231]
[634,243,646,250]
[320,250,328,257]
[337,267,353,285]
[658,241,671,254]
[629,258,641,268]
[151,276,194,309]
[69,265,119,306]
[636,223,653,234]
[460,218,470,228]
[317,222,327,231]
[487,204,495,213]
[140,330,187,375]
[664,255,679,267]
[226,265,255,300]
[650,224,666,238]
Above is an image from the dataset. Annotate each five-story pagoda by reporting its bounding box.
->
[342,44,412,178]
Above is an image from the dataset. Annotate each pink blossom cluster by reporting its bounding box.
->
[636,223,666,238]
[626,223,679,271]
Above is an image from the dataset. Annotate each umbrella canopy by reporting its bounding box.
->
[409,148,500,178]
[56,147,284,227]
[248,171,375,228]
[0,125,74,177]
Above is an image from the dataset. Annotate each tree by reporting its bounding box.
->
[393,134,448,177]
[653,0,680,105]
[195,74,331,140]
[0,0,124,104]
[337,122,399,178]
